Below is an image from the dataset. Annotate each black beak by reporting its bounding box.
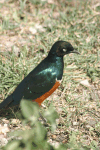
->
[72,49,80,54]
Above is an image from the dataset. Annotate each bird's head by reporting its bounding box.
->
[49,41,80,57]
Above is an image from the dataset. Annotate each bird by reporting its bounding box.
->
[0,41,79,109]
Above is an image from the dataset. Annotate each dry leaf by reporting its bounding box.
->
[80,79,91,87]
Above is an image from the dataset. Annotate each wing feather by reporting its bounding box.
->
[23,68,56,100]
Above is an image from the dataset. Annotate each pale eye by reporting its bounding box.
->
[63,49,66,52]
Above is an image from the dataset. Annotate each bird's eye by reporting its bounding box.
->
[63,49,66,52]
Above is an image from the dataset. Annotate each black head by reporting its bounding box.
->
[49,41,80,57]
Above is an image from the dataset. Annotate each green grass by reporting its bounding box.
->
[0,0,100,149]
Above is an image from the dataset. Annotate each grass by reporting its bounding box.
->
[0,0,100,149]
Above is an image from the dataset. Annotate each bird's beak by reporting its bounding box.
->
[72,49,80,54]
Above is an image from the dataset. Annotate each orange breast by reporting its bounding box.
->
[33,81,60,106]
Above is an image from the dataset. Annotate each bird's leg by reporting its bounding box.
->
[39,112,49,126]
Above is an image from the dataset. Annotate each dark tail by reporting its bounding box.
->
[0,94,14,109]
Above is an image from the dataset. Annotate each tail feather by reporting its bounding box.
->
[0,94,13,109]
